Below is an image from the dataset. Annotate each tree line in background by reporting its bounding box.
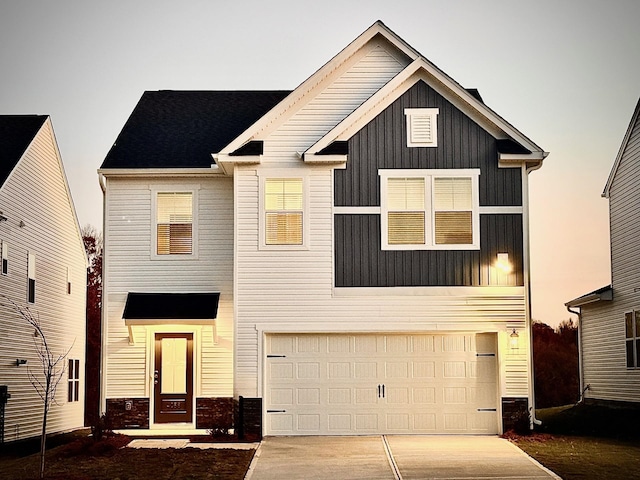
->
[532,319,579,408]
[82,226,102,427]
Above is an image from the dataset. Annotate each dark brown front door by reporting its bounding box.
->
[154,333,193,424]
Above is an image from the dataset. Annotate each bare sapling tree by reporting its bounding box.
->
[1,297,73,479]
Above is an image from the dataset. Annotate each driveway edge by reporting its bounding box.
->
[503,439,563,480]
[243,441,263,480]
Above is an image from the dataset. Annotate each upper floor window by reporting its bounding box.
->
[27,252,36,303]
[264,178,304,246]
[1,241,7,275]
[380,169,480,250]
[626,311,640,369]
[405,108,439,147]
[156,192,193,255]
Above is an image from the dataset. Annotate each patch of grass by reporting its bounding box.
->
[515,435,640,480]
[510,404,640,480]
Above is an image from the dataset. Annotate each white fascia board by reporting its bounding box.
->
[217,21,420,157]
[97,167,225,178]
[306,58,547,158]
[214,153,261,176]
[302,153,347,164]
[603,97,640,198]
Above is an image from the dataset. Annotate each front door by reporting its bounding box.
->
[154,333,193,424]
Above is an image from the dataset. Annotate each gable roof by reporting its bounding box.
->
[219,20,546,168]
[603,97,640,198]
[304,58,545,163]
[100,90,290,169]
[0,115,48,187]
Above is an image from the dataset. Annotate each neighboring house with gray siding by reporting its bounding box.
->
[99,21,547,437]
[566,98,640,407]
[0,115,87,443]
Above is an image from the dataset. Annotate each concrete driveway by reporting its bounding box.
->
[245,435,560,480]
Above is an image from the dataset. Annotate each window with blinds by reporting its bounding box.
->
[405,108,439,147]
[387,178,425,245]
[157,192,193,255]
[433,177,473,245]
[380,169,479,250]
[265,178,303,245]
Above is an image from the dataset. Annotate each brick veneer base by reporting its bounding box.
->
[106,398,149,429]
[502,397,529,432]
[195,397,234,431]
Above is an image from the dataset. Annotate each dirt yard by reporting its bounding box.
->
[0,432,255,480]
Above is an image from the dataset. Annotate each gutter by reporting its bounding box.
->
[523,161,544,428]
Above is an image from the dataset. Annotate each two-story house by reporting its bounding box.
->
[99,21,547,437]
[566,98,640,407]
[0,115,87,443]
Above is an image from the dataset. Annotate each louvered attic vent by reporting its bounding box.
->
[405,108,439,147]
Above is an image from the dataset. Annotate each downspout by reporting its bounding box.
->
[567,305,586,403]
[98,172,108,416]
[523,161,544,427]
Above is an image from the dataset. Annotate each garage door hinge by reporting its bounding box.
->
[477,408,497,412]
[267,355,287,358]
[476,353,496,357]
[267,409,286,413]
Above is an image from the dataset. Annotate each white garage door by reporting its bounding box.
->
[265,333,498,435]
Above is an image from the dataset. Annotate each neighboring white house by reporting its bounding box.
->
[99,21,547,437]
[566,98,640,407]
[0,115,87,443]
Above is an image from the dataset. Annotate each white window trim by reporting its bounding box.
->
[150,186,199,260]
[380,169,480,251]
[405,108,439,147]
[258,174,310,251]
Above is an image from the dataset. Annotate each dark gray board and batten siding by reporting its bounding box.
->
[334,81,524,287]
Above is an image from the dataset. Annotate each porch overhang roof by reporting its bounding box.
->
[565,285,613,308]
[122,292,220,343]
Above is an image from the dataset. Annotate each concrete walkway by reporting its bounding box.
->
[246,435,561,480]
[127,438,257,450]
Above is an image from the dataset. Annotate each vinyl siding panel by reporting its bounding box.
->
[103,176,234,404]
[264,43,409,160]
[580,109,640,403]
[235,168,528,399]
[0,120,86,442]
[335,214,523,287]
[335,81,523,207]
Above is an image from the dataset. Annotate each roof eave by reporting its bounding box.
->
[603,98,640,198]
[565,285,613,308]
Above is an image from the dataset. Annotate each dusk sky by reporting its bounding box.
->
[1,0,639,327]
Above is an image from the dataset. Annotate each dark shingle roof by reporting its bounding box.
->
[101,90,291,169]
[0,115,47,187]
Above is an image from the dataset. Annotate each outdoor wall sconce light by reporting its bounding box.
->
[16,359,27,367]
[0,212,7,222]
[496,253,512,274]
[509,329,519,350]
[18,220,26,228]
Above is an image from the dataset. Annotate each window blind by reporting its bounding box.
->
[157,192,193,255]
[433,178,472,244]
[265,179,303,245]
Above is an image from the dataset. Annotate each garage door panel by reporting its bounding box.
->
[265,333,498,435]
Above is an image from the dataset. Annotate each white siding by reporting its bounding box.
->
[581,109,640,403]
[234,167,529,399]
[0,119,86,442]
[102,176,234,404]
[264,43,409,160]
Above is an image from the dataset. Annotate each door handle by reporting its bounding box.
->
[377,384,381,398]
[154,370,159,385]
[382,384,385,398]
